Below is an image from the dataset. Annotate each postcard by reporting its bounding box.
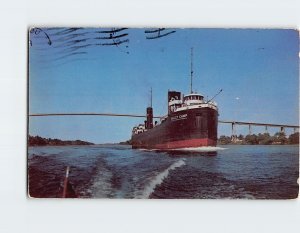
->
[28,27,299,199]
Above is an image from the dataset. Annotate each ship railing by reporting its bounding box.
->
[206,101,217,107]
[174,102,218,112]
[184,99,204,105]
[160,115,168,123]
[168,99,182,106]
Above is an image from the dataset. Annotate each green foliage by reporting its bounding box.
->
[218,131,297,145]
[245,134,258,145]
[28,135,94,146]
[273,132,288,145]
[28,135,47,146]
[218,135,232,145]
[238,134,244,140]
[119,139,132,145]
[257,133,272,145]
[288,132,299,144]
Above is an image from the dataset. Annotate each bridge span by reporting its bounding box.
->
[29,113,299,137]
[218,120,299,138]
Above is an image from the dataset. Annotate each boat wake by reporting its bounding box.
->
[138,148,157,152]
[88,160,114,198]
[172,146,227,152]
[139,159,186,198]
[138,147,227,153]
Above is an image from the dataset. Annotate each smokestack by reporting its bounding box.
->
[168,91,181,115]
[146,107,153,129]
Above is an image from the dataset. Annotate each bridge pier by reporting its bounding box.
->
[265,125,268,134]
[231,123,237,142]
[218,120,299,137]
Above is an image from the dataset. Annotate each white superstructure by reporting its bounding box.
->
[168,93,218,113]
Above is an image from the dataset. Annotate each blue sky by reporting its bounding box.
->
[29,28,299,143]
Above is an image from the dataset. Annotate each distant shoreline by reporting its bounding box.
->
[218,132,299,146]
[28,135,94,147]
[28,134,298,147]
[28,143,298,148]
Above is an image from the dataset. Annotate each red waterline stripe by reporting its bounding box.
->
[154,138,216,149]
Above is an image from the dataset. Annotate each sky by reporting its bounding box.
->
[29,28,299,143]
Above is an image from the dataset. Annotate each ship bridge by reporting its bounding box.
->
[173,92,218,112]
[183,93,204,106]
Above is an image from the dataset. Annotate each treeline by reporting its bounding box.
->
[28,135,94,146]
[218,132,299,145]
[119,139,132,145]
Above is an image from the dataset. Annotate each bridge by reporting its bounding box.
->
[218,120,299,141]
[29,113,299,138]
[29,113,161,119]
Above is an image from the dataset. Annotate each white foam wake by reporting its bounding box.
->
[172,146,227,152]
[140,159,186,198]
[89,167,113,198]
[138,148,157,152]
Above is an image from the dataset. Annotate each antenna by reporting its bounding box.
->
[150,87,153,108]
[190,47,194,94]
[206,89,223,103]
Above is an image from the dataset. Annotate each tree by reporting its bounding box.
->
[238,134,244,140]
[272,132,288,145]
[288,132,299,144]
[273,132,288,145]
[28,135,47,146]
[218,135,232,145]
[257,133,272,145]
[245,134,258,145]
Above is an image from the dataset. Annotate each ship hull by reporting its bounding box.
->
[131,107,218,149]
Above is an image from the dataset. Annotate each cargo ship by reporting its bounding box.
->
[131,49,220,150]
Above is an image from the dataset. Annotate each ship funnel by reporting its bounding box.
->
[168,91,181,115]
[146,107,153,129]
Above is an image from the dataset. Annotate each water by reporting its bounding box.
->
[28,145,299,199]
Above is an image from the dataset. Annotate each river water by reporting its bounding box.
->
[28,145,299,199]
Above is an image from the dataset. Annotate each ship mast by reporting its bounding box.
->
[190,47,194,94]
[150,87,152,108]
